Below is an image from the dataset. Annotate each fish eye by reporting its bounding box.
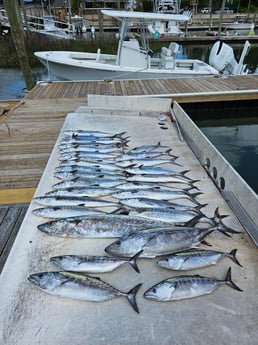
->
[152,288,156,293]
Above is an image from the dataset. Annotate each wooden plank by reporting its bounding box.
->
[0,204,28,273]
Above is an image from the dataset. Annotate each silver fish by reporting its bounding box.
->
[157,248,242,271]
[58,152,117,161]
[115,149,175,162]
[129,207,205,225]
[50,251,143,273]
[52,178,125,190]
[143,267,242,301]
[105,226,240,258]
[37,214,172,238]
[116,182,195,192]
[127,142,169,154]
[63,130,127,138]
[32,206,105,219]
[126,174,198,184]
[33,196,118,208]
[28,271,142,313]
[60,146,121,154]
[115,157,181,168]
[57,163,120,172]
[53,171,121,181]
[118,198,199,210]
[124,167,189,176]
[46,187,116,198]
[111,189,201,203]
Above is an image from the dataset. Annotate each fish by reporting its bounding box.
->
[46,186,116,198]
[37,214,173,238]
[127,142,169,154]
[32,206,106,219]
[157,248,242,271]
[126,174,199,185]
[58,152,119,161]
[115,157,182,168]
[143,267,242,301]
[124,167,189,177]
[50,251,143,273]
[111,189,202,203]
[52,178,125,190]
[33,196,118,208]
[128,206,223,226]
[115,149,176,161]
[28,271,142,313]
[57,162,121,172]
[59,146,121,154]
[105,226,240,258]
[128,207,206,225]
[53,171,121,181]
[63,130,127,138]
[118,198,201,210]
[115,182,196,192]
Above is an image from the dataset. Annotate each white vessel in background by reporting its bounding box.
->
[34,10,251,81]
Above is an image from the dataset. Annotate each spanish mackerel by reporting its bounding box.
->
[28,271,142,313]
[105,225,240,258]
[115,157,181,168]
[50,251,143,273]
[157,248,242,271]
[52,178,125,190]
[37,214,173,238]
[143,267,242,301]
[111,189,201,203]
[32,206,106,218]
[115,149,176,161]
[127,142,168,154]
[126,174,199,184]
[33,196,118,208]
[63,130,127,138]
[46,187,116,198]
[118,198,201,209]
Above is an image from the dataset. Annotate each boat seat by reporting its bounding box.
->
[160,46,175,69]
[168,42,180,56]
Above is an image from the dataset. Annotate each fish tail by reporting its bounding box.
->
[224,267,243,292]
[165,148,178,159]
[128,250,143,273]
[210,208,241,236]
[126,283,142,313]
[229,249,243,267]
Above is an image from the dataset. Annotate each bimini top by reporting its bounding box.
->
[101,9,190,22]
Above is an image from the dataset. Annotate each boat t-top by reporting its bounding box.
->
[34,10,251,81]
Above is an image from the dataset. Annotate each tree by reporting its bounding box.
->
[3,0,35,90]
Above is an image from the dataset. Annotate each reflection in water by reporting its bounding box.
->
[200,124,258,194]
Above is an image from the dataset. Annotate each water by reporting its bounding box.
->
[0,67,51,100]
[197,116,258,194]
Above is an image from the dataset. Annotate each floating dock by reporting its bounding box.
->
[0,94,257,344]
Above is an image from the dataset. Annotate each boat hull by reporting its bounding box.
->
[35,53,218,81]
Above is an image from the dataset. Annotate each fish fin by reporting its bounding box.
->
[225,267,243,292]
[201,239,212,247]
[185,215,203,227]
[126,283,142,313]
[179,170,191,176]
[128,250,144,273]
[194,203,208,212]
[229,249,243,267]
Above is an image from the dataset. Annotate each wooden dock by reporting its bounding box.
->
[0,74,257,272]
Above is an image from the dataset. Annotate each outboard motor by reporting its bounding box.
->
[209,40,250,75]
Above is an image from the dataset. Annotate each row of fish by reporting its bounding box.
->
[29,129,243,313]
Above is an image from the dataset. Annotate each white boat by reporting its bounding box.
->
[148,0,191,37]
[34,10,250,81]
